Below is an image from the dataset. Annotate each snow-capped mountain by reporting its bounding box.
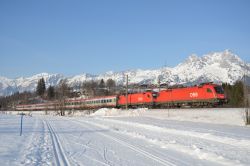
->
[0,50,249,96]
[0,73,64,96]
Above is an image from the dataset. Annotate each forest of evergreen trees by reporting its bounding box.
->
[222,81,248,107]
[0,78,249,110]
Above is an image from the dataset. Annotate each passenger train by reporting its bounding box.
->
[16,83,226,111]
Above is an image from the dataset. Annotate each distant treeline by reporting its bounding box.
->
[222,81,249,107]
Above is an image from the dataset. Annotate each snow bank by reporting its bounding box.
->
[91,108,246,126]
[91,108,148,117]
[141,108,246,126]
[91,108,121,116]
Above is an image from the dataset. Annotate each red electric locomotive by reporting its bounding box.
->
[155,83,225,107]
[118,91,157,108]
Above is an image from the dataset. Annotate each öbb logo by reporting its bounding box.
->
[190,92,198,98]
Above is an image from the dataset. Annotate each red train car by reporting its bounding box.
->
[155,83,225,107]
[118,91,157,108]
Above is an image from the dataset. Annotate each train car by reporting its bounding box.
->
[85,95,118,109]
[16,104,32,111]
[65,98,84,110]
[118,91,157,108]
[155,83,225,107]
[64,95,117,110]
[16,102,58,111]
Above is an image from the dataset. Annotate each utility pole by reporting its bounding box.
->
[244,61,250,125]
[126,75,128,110]
[158,76,161,92]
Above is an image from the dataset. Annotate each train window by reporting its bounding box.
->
[214,86,224,94]
[207,88,212,93]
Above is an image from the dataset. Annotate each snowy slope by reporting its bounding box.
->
[1,108,250,165]
[1,50,249,96]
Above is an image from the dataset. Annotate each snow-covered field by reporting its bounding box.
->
[1,108,250,166]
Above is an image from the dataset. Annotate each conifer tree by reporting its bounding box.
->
[47,85,55,100]
[222,81,244,107]
[36,78,46,97]
[106,79,116,94]
[97,79,106,96]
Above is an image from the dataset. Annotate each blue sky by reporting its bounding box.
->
[1,0,250,78]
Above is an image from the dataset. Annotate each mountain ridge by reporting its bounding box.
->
[1,50,249,96]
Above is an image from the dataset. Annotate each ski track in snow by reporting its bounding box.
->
[45,119,70,166]
[72,120,182,166]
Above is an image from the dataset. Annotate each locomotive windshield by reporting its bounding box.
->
[214,86,224,94]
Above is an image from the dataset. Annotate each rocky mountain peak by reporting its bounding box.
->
[0,50,249,96]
